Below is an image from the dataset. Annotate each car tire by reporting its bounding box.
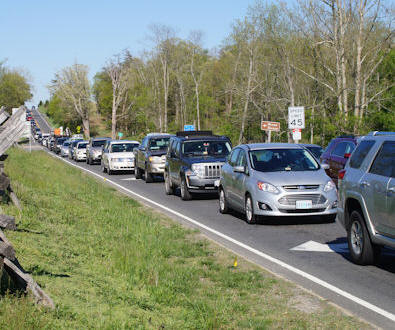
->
[180,177,192,200]
[135,167,142,179]
[145,167,153,183]
[164,172,174,195]
[347,210,380,265]
[245,194,257,224]
[219,187,229,214]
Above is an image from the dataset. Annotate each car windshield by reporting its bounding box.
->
[92,140,107,147]
[306,146,324,159]
[182,140,232,157]
[63,142,70,146]
[249,148,320,172]
[149,138,170,150]
[111,143,138,153]
[78,143,88,149]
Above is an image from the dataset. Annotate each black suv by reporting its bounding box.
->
[134,133,173,182]
[164,131,232,200]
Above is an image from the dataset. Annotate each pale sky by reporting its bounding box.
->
[0,0,285,105]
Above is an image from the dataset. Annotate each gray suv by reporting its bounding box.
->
[337,132,395,265]
[219,143,337,224]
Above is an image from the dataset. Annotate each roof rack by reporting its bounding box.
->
[366,131,395,136]
[176,130,213,137]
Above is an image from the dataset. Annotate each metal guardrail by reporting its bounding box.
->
[0,106,27,156]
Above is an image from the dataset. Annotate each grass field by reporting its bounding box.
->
[0,148,368,329]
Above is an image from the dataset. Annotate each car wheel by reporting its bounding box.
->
[347,210,380,265]
[164,172,174,195]
[245,194,257,224]
[180,177,192,200]
[219,187,229,214]
[135,167,142,179]
[145,167,153,183]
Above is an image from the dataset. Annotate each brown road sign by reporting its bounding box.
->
[261,121,280,131]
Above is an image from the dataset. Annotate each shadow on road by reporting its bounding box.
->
[326,237,395,274]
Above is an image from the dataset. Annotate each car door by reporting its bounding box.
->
[168,140,179,183]
[226,148,241,206]
[361,141,393,236]
[233,149,248,210]
[138,138,147,169]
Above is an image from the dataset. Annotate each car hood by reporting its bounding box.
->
[108,152,135,158]
[252,169,329,186]
[147,150,167,156]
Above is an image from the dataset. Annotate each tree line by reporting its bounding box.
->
[44,0,394,145]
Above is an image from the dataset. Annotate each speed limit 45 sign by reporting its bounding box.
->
[288,106,305,129]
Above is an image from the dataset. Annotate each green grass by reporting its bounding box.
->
[0,148,369,329]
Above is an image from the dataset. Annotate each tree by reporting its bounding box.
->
[49,63,92,138]
[104,52,131,139]
[0,66,32,109]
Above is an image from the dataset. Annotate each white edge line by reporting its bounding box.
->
[47,151,395,323]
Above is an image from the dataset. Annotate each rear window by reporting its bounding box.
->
[92,140,107,147]
[349,140,375,168]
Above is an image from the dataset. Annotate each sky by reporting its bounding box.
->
[0,0,260,106]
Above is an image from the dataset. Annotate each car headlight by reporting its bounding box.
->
[257,181,279,194]
[324,180,336,192]
[191,164,205,177]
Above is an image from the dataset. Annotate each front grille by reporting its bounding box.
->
[204,164,222,179]
[279,208,326,214]
[278,194,326,206]
[283,185,319,191]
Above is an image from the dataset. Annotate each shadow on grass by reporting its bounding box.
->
[16,228,44,235]
[27,265,70,278]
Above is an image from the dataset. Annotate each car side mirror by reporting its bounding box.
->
[321,163,330,170]
[233,165,246,174]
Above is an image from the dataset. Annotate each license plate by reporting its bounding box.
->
[296,200,312,209]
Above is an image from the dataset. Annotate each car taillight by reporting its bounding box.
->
[338,169,346,180]
[344,153,351,159]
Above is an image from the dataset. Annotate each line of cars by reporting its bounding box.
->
[47,130,394,266]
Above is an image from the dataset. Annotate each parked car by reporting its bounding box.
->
[60,140,71,157]
[299,144,324,160]
[101,140,140,174]
[218,143,337,224]
[74,141,89,161]
[68,139,83,160]
[337,132,395,265]
[164,131,232,200]
[134,133,173,182]
[320,136,357,186]
[86,137,110,165]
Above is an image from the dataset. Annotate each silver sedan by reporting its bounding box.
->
[218,143,337,224]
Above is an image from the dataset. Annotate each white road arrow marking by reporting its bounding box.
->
[291,240,349,253]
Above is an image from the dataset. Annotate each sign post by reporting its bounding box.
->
[261,121,280,143]
[288,106,305,143]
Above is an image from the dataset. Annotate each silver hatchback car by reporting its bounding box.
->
[219,143,337,224]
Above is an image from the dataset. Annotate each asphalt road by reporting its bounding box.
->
[31,109,395,329]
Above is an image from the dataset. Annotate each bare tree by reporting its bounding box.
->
[49,63,92,138]
[105,53,131,139]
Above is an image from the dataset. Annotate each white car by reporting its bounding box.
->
[74,140,89,161]
[101,140,140,175]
